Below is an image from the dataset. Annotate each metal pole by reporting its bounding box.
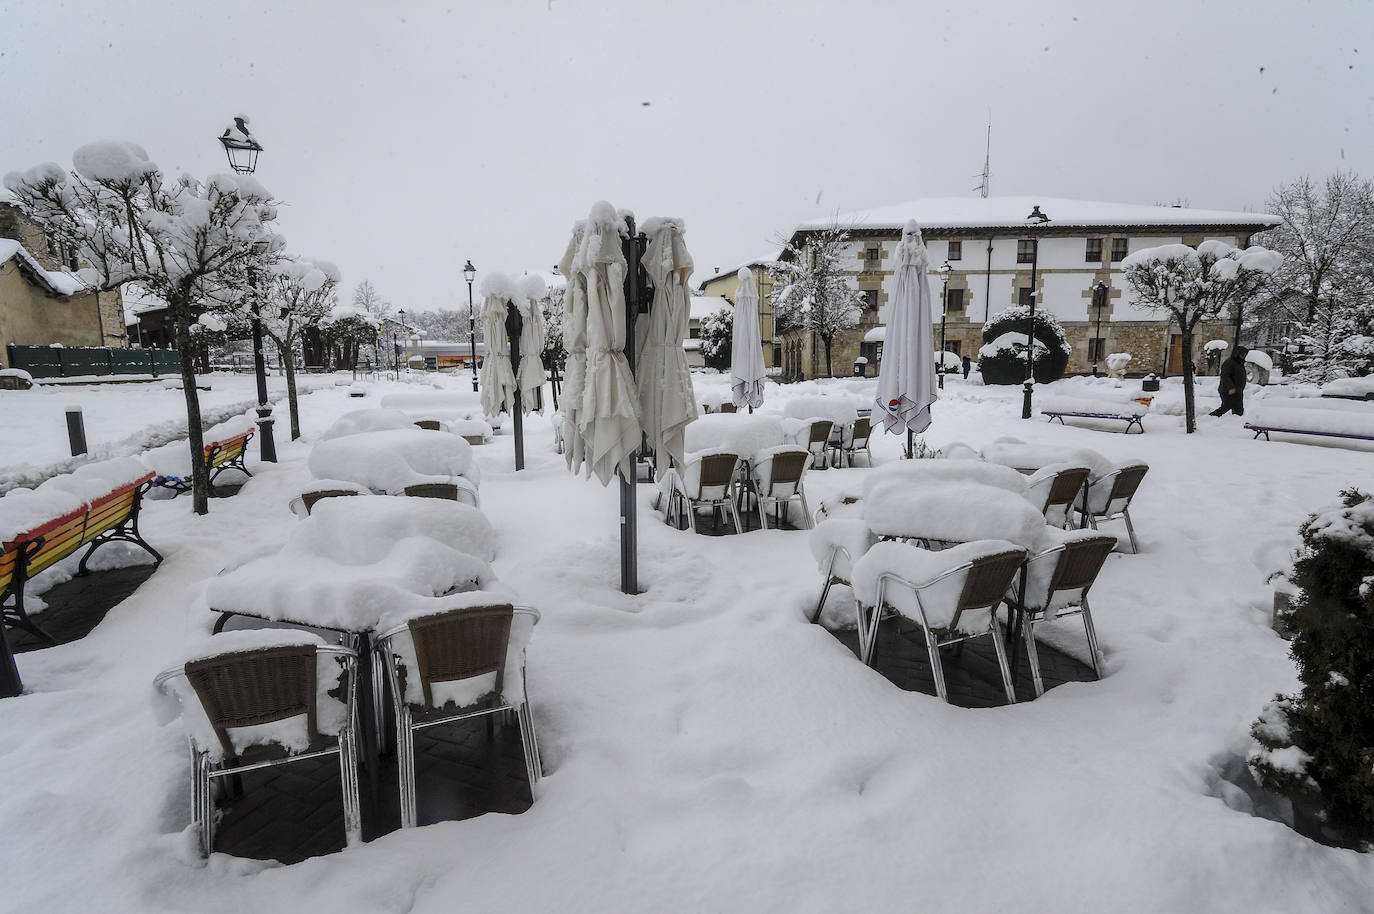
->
[468,280,479,393]
[249,292,277,462]
[1094,284,1104,377]
[939,276,949,390]
[620,220,641,595]
[505,300,525,471]
[66,407,88,456]
[1022,237,1039,419]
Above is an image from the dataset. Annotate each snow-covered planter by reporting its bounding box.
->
[978,306,1071,385]
[1249,488,1374,849]
[0,367,34,390]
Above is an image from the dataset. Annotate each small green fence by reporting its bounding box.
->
[6,344,182,379]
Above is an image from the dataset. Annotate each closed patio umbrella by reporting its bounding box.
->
[478,273,518,419]
[729,268,766,411]
[576,201,641,485]
[874,220,938,454]
[558,222,589,474]
[637,217,699,474]
[515,273,548,410]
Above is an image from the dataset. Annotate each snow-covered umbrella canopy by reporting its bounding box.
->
[637,217,699,473]
[566,201,641,485]
[874,220,938,436]
[729,268,766,410]
[558,221,589,474]
[515,274,547,411]
[478,273,518,418]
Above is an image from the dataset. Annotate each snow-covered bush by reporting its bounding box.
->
[700,306,733,371]
[1250,488,1374,848]
[978,306,1071,385]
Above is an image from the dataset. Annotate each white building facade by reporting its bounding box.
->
[781,196,1280,379]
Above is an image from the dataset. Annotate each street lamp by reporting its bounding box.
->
[463,260,478,392]
[936,260,952,390]
[1022,204,1051,419]
[1091,281,1109,377]
[218,117,276,462]
[396,308,405,378]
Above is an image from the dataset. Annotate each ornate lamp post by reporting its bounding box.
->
[464,260,478,392]
[1022,204,1051,419]
[396,308,405,377]
[219,119,275,462]
[1092,280,1109,377]
[936,260,952,390]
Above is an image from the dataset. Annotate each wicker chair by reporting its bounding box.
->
[1075,463,1149,552]
[153,640,361,856]
[1026,465,1092,528]
[403,480,480,508]
[749,447,811,531]
[810,520,877,624]
[413,419,442,431]
[719,402,738,414]
[300,488,361,514]
[857,545,1027,704]
[830,416,873,468]
[376,603,542,828]
[1013,533,1116,696]
[667,452,743,533]
[803,419,834,470]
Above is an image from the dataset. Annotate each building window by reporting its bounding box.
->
[947,240,962,261]
[1017,239,1035,263]
[689,326,700,339]
[865,247,881,262]
[1018,286,1034,307]
[860,341,883,363]
[944,340,961,356]
[1088,338,1106,361]
[862,289,879,310]
[1111,238,1129,261]
[1086,238,1102,262]
[67,248,79,270]
[773,344,782,368]
[945,288,965,312]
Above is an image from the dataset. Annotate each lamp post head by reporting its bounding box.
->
[1026,204,1050,225]
[937,260,952,279]
[219,115,263,174]
[463,260,476,283]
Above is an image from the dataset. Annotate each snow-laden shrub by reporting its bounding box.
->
[978,306,1071,385]
[700,307,733,371]
[1250,488,1374,849]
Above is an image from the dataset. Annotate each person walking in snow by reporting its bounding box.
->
[961,354,971,379]
[1210,345,1249,417]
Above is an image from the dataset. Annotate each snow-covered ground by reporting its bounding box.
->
[3,372,1373,913]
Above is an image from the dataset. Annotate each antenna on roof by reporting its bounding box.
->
[973,115,991,198]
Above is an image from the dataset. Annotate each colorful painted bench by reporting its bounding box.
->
[159,429,255,494]
[1,472,162,645]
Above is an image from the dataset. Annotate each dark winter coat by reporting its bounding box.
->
[1218,354,1248,396]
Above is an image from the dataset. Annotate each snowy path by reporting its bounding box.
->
[2,375,1372,913]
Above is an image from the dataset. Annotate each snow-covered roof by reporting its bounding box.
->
[690,295,731,322]
[797,196,1281,234]
[863,325,885,342]
[694,254,780,291]
[121,284,167,324]
[0,239,88,298]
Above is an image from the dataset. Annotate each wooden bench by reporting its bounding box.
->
[2,472,162,644]
[1245,423,1374,443]
[160,429,255,494]
[1043,410,1145,434]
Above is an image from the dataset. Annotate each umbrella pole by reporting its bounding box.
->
[619,220,642,595]
[505,300,526,471]
[906,428,913,459]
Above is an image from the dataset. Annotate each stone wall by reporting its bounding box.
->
[0,263,106,367]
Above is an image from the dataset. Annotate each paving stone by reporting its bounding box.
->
[10,565,157,652]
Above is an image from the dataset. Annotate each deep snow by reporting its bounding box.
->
[2,371,1373,913]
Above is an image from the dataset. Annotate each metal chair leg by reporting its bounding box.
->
[194,750,214,857]
[339,727,363,846]
[1123,509,1139,553]
[727,495,744,535]
[798,492,813,529]
[990,619,1017,704]
[397,707,417,828]
[1080,597,1104,678]
[756,487,769,531]
[925,630,949,703]
[1022,617,1045,698]
[517,702,540,796]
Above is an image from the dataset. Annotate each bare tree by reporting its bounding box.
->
[260,256,341,439]
[4,143,279,514]
[768,225,863,377]
[1122,241,1281,433]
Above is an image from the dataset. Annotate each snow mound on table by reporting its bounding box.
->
[861,458,1029,500]
[781,395,860,425]
[155,628,349,762]
[1322,377,1374,399]
[300,495,497,562]
[852,539,1023,633]
[307,427,476,494]
[983,439,1115,479]
[683,413,784,457]
[1247,404,1374,438]
[317,408,418,441]
[0,455,151,544]
[864,482,1046,548]
[377,591,536,708]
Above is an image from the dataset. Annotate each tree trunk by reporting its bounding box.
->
[1181,320,1197,434]
[283,343,301,440]
[822,335,833,378]
[173,306,210,514]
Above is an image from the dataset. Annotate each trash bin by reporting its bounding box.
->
[853,356,868,378]
[1142,373,1160,392]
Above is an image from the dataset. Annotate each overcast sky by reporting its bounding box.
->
[2,0,1370,311]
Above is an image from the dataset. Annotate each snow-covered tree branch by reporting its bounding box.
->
[768,225,863,377]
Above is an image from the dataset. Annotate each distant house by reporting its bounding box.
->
[695,257,779,372]
[684,295,731,368]
[779,196,1281,378]
[0,202,127,368]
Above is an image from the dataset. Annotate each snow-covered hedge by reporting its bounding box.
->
[979,306,1071,385]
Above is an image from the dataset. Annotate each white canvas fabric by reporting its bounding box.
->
[729,269,766,410]
[559,222,589,475]
[573,202,641,485]
[874,220,938,436]
[478,277,517,419]
[515,275,547,412]
[636,218,699,474]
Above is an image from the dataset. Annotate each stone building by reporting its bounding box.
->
[0,202,127,367]
[778,196,1281,379]
[695,258,779,372]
